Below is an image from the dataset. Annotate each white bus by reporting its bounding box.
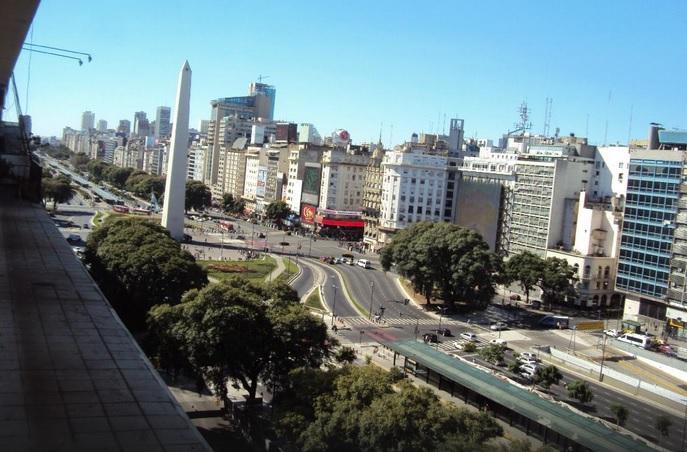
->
[616,333,652,349]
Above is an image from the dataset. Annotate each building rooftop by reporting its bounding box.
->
[0,189,210,451]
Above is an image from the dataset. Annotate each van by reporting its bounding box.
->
[357,259,371,269]
[616,333,651,349]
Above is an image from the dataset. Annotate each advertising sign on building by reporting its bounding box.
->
[301,204,317,224]
[302,165,321,195]
[256,167,267,198]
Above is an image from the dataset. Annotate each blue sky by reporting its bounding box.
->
[10,0,687,146]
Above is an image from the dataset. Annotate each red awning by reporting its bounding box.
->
[317,218,364,228]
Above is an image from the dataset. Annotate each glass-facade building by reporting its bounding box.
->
[616,155,682,309]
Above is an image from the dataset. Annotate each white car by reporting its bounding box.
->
[459,332,478,342]
[490,322,508,331]
[520,363,539,375]
[603,329,619,337]
[489,338,507,347]
[518,356,538,366]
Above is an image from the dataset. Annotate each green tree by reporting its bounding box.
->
[222,193,246,215]
[45,144,72,160]
[538,257,578,307]
[42,174,75,211]
[566,380,593,404]
[69,152,90,171]
[508,360,523,375]
[85,217,207,329]
[149,279,333,405]
[104,166,135,189]
[478,344,506,365]
[381,222,499,308]
[610,404,629,427]
[334,346,357,364]
[655,415,671,442]
[533,365,562,390]
[86,160,110,183]
[462,342,477,353]
[185,180,212,212]
[265,200,291,224]
[503,252,543,303]
[292,365,502,452]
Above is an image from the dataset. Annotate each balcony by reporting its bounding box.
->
[0,189,210,451]
[670,271,685,286]
[675,227,687,240]
[678,198,687,210]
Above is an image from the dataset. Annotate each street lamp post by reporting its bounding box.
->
[220,230,224,260]
[331,282,338,327]
[598,334,607,381]
[368,281,375,320]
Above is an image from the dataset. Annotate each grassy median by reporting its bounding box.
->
[305,288,325,311]
[199,255,277,285]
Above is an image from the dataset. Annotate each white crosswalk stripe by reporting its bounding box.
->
[340,316,465,327]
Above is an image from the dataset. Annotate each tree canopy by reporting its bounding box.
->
[148,278,332,405]
[503,252,578,306]
[84,217,207,329]
[276,365,503,452]
[42,174,74,211]
[104,166,135,189]
[566,380,593,404]
[533,365,563,390]
[381,222,500,308]
[222,193,246,215]
[265,200,291,223]
[185,180,212,212]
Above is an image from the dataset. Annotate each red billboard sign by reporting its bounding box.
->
[301,204,316,224]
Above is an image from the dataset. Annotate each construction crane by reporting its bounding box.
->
[257,74,270,83]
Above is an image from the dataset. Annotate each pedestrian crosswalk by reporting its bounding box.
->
[341,316,465,327]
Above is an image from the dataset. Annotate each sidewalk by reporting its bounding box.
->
[266,253,285,282]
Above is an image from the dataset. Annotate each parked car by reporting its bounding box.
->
[423,333,439,344]
[603,329,619,337]
[236,235,246,240]
[258,232,266,238]
[459,332,478,342]
[520,352,538,361]
[518,356,538,366]
[509,294,522,301]
[435,328,452,337]
[357,259,371,268]
[66,234,81,244]
[83,223,89,229]
[489,338,507,347]
[490,322,508,331]
[520,363,539,375]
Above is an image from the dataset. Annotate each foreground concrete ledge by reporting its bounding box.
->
[0,192,211,451]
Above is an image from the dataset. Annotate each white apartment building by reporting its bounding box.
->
[284,145,322,215]
[379,147,449,246]
[187,142,208,182]
[319,148,369,211]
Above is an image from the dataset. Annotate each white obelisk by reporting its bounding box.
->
[161,61,191,241]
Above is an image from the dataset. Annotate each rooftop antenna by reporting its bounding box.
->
[507,100,532,136]
[442,113,447,135]
[543,97,552,136]
[585,114,589,138]
[603,90,612,145]
[627,104,634,146]
[378,122,383,144]
[257,74,270,83]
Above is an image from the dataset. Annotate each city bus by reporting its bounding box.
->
[538,315,570,329]
[112,205,130,214]
[218,220,234,232]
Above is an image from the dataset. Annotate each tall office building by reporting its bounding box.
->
[155,106,171,140]
[81,111,95,131]
[117,119,131,136]
[133,111,148,137]
[616,150,684,330]
[249,82,276,121]
[96,119,107,132]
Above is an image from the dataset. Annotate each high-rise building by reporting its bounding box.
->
[319,147,370,211]
[96,119,107,132]
[362,144,385,252]
[117,119,131,136]
[249,82,276,121]
[81,111,95,131]
[155,106,171,140]
[133,111,148,137]
[199,119,211,135]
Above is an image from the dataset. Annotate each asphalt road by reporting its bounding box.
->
[291,259,315,298]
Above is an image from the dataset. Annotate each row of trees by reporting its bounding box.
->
[380,222,579,309]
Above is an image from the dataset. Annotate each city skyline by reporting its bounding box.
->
[10,0,687,145]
